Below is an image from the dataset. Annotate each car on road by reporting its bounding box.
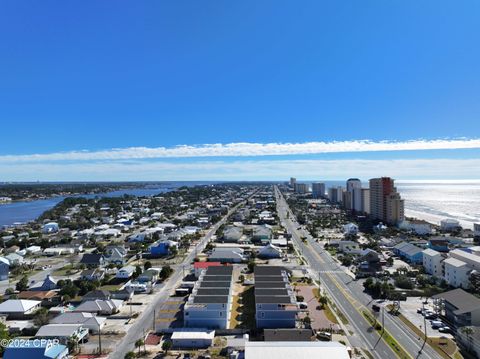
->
[438,326,452,333]
[298,302,308,309]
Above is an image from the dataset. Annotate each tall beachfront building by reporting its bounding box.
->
[346,178,362,212]
[369,177,405,225]
[312,182,326,199]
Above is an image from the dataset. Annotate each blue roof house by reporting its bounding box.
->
[3,340,68,359]
[393,242,424,264]
[150,240,177,256]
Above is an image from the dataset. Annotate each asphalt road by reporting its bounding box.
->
[108,195,252,359]
[275,186,440,359]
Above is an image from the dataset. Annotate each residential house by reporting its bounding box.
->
[150,240,178,256]
[422,249,444,278]
[342,223,358,236]
[337,241,360,254]
[254,266,298,329]
[258,244,282,259]
[444,257,471,288]
[208,248,246,263]
[393,242,423,264]
[42,222,59,234]
[399,219,432,235]
[81,268,105,282]
[433,289,480,327]
[51,312,106,333]
[138,268,161,283]
[18,291,59,306]
[105,246,127,265]
[4,253,24,266]
[441,219,461,232]
[183,266,233,329]
[73,299,123,315]
[0,257,9,280]
[252,225,272,243]
[171,329,215,349]
[36,324,89,345]
[29,275,58,291]
[116,265,135,279]
[428,238,450,253]
[0,299,41,319]
[222,226,243,243]
[82,290,111,301]
[193,262,222,279]
[80,254,105,268]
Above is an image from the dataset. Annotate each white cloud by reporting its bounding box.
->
[1,158,480,181]
[1,138,480,162]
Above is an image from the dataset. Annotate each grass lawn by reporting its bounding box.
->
[98,284,122,291]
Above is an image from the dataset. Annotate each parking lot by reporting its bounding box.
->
[400,297,453,339]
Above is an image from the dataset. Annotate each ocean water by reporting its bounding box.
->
[397,181,480,230]
[307,180,480,230]
[0,181,211,227]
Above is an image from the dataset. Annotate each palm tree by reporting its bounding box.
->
[134,339,144,356]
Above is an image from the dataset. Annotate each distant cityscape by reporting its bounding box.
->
[0,181,479,359]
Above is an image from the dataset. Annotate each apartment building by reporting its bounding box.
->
[422,248,444,277]
[311,182,326,199]
[254,266,298,329]
[183,266,233,329]
[369,177,405,225]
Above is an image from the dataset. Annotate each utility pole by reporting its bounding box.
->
[382,305,385,334]
[153,309,156,331]
[419,301,427,354]
[98,324,102,356]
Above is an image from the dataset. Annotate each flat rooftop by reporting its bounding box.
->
[205,266,233,275]
[196,288,230,296]
[255,295,292,304]
[199,281,231,288]
[193,295,229,304]
[254,266,285,276]
[255,288,289,296]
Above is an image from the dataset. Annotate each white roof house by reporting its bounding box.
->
[36,323,88,343]
[51,312,106,333]
[42,222,59,234]
[244,341,350,359]
[258,244,282,259]
[342,223,358,235]
[73,299,123,315]
[0,299,41,316]
[171,329,215,349]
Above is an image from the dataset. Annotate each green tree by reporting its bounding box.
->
[162,340,172,354]
[124,352,135,359]
[134,265,142,278]
[16,276,29,291]
[144,261,152,270]
[33,307,49,327]
[134,339,144,355]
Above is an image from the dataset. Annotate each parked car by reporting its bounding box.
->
[431,321,444,329]
[438,326,452,333]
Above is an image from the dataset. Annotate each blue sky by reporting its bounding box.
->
[1,1,480,181]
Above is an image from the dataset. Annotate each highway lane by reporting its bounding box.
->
[108,193,254,359]
[275,186,440,359]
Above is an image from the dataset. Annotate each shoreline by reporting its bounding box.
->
[404,208,476,231]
